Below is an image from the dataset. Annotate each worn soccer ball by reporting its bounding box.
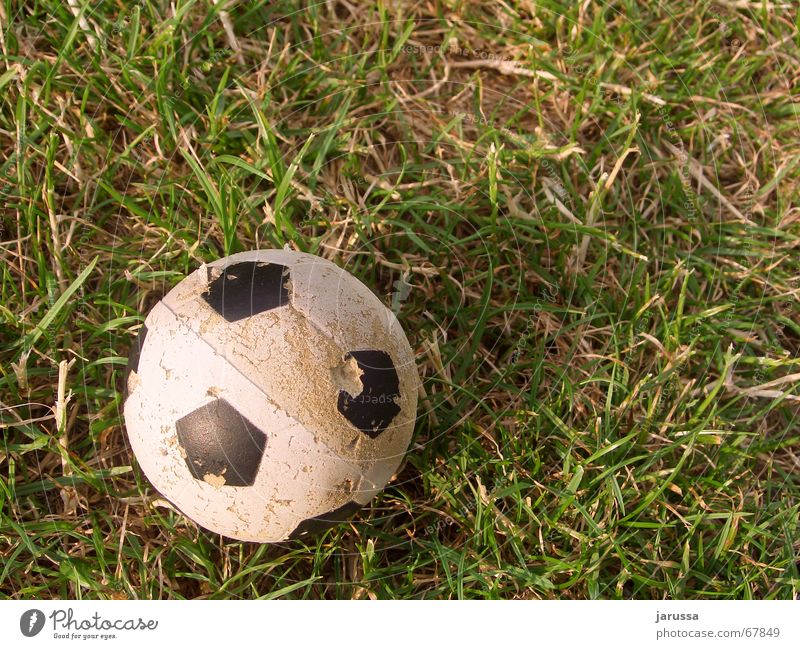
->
[123,249,418,542]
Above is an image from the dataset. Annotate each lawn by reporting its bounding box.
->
[1,0,798,599]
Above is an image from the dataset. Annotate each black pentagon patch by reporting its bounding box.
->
[202,261,289,322]
[289,501,364,540]
[337,350,401,439]
[175,398,267,486]
[122,324,148,403]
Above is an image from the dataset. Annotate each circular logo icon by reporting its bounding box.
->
[20,609,45,637]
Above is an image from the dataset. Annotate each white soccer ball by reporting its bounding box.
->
[123,249,418,542]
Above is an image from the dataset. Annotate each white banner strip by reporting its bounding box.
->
[1,600,797,648]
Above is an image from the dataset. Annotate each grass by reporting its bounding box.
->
[1,0,799,599]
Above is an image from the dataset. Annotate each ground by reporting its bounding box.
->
[0,0,798,599]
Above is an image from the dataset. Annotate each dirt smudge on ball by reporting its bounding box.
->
[331,354,363,397]
[203,472,226,488]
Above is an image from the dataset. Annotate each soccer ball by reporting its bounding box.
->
[123,249,418,542]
